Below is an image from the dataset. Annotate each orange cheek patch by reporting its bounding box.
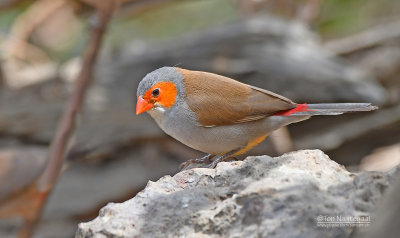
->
[144,82,177,108]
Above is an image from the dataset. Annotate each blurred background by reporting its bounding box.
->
[0,0,399,237]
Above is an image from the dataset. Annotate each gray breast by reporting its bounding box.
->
[148,101,255,154]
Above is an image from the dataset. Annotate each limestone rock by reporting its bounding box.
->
[76,150,395,238]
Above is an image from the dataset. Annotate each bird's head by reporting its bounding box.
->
[136,67,183,115]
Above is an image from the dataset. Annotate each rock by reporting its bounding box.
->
[76,150,395,238]
[354,172,400,238]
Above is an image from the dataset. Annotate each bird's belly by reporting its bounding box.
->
[163,122,253,155]
[158,113,265,155]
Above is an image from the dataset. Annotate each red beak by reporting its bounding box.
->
[136,96,154,115]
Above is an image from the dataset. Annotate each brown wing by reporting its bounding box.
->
[176,68,296,127]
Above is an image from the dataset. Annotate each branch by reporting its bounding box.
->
[14,2,116,237]
[37,2,115,192]
[324,20,400,55]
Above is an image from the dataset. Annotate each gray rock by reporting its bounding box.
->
[76,150,394,238]
[353,171,400,238]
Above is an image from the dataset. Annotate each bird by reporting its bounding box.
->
[136,67,377,170]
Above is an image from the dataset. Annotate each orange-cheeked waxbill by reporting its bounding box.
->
[136,67,377,169]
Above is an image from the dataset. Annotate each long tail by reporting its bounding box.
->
[274,103,378,116]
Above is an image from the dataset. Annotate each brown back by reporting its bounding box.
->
[176,68,296,127]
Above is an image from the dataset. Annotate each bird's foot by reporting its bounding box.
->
[179,154,215,171]
[206,149,241,168]
[207,155,228,169]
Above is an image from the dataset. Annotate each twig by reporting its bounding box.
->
[15,2,116,237]
[324,20,400,55]
[37,2,115,192]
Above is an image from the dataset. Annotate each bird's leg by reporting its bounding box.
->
[207,155,227,169]
[207,149,240,169]
[179,154,215,171]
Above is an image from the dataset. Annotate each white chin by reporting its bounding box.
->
[148,106,166,124]
[154,107,166,113]
[148,106,166,116]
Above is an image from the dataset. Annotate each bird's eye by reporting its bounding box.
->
[152,88,160,97]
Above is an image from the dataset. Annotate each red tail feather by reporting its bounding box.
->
[274,104,312,116]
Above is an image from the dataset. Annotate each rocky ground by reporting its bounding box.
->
[76,150,399,238]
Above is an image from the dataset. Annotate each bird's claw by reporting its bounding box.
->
[207,154,239,169]
[180,152,238,171]
[179,154,215,171]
